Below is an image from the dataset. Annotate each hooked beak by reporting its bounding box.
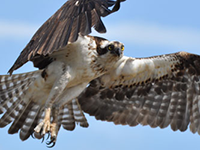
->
[110,47,122,56]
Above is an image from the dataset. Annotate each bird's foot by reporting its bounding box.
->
[34,108,58,147]
[46,123,58,148]
[34,108,51,136]
[34,118,51,136]
[33,122,58,147]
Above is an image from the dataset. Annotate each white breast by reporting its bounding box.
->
[44,35,98,88]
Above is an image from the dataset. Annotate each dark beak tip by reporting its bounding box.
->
[112,50,121,56]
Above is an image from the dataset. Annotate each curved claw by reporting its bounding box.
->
[31,132,35,139]
[46,137,56,148]
[47,142,56,148]
[41,136,45,143]
[46,132,50,140]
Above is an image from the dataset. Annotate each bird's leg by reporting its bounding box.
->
[34,65,73,139]
[46,106,59,148]
[44,82,88,142]
[54,82,88,107]
[34,107,51,136]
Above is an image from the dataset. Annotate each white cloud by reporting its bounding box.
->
[104,21,200,50]
[0,20,38,38]
[1,20,200,51]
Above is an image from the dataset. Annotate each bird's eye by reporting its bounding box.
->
[121,45,124,51]
[108,45,114,50]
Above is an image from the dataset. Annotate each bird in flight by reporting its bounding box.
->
[1,0,200,148]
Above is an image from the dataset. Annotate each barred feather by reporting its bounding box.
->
[72,99,89,127]
[78,52,200,135]
[61,102,76,130]
[0,70,88,141]
[0,71,42,139]
[60,99,88,131]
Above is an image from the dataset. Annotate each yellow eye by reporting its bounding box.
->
[121,46,124,51]
[108,45,114,50]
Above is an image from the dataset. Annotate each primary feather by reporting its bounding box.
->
[78,52,200,134]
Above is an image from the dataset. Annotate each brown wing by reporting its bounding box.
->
[78,51,200,134]
[8,0,125,74]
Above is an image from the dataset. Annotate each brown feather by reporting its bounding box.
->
[78,52,200,135]
[8,0,125,74]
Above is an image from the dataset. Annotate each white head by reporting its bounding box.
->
[91,36,125,72]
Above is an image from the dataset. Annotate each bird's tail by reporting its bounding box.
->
[0,71,43,140]
[0,70,88,142]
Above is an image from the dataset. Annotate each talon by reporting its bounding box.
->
[34,108,51,137]
[42,132,50,143]
[46,137,56,148]
[47,141,56,148]
[46,132,50,140]
[33,107,58,147]
[46,139,53,145]
[41,136,45,143]
[31,132,35,139]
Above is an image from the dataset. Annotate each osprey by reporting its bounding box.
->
[1,0,200,147]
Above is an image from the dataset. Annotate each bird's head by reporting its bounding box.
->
[94,37,124,58]
[96,38,124,57]
[92,36,124,71]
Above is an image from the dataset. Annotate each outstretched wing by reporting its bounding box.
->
[8,0,125,74]
[78,51,200,134]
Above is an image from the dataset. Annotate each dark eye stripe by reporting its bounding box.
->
[97,47,108,55]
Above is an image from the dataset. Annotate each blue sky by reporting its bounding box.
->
[0,0,200,150]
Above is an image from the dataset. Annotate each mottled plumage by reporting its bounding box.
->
[78,52,200,134]
[8,0,125,74]
[0,33,125,147]
[1,0,200,148]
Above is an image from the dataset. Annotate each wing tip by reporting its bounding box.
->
[110,0,126,14]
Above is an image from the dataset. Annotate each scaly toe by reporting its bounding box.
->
[34,119,51,137]
[42,120,51,135]
[34,121,44,133]
[50,123,57,138]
